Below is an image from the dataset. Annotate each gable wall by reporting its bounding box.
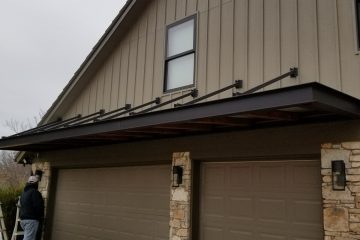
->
[62,0,360,119]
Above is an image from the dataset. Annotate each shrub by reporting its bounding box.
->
[0,186,23,238]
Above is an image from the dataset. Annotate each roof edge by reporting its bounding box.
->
[40,0,137,125]
[16,0,138,163]
[3,83,360,152]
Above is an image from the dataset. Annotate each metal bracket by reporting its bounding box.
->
[290,67,298,78]
[190,89,198,98]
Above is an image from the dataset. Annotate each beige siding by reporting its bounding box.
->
[248,0,264,89]
[196,0,208,98]
[318,0,341,89]
[207,3,221,100]
[219,1,234,98]
[119,40,130,107]
[143,3,157,104]
[338,0,360,96]
[110,46,121,110]
[103,57,114,111]
[280,0,299,87]
[264,0,281,91]
[298,0,319,84]
[234,0,248,91]
[62,0,360,119]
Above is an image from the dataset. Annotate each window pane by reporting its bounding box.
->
[168,19,194,57]
[166,54,194,90]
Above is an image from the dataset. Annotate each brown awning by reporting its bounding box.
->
[1,82,360,151]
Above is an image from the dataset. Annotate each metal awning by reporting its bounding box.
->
[1,82,360,151]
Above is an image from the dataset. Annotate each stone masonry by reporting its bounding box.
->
[170,152,192,240]
[322,142,360,240]
[32,160,51,240]
[32,161,51,202]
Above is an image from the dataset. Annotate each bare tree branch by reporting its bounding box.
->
[0,111,44,188]
[0,151,30,188]
[3,110,45,134]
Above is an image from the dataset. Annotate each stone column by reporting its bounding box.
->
[32,161,51,240]
[32,161,51,201]
[321,142,360,240]
[170,152,192,240]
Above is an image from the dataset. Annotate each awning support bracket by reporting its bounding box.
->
[176,80,243,107]
[102,98,161,120]
[134,89,198,115]
[233,67,298,96]
[47,110,105,129]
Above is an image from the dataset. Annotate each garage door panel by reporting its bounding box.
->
[227,196,253,219]
[229,166,252,186]
[202,195,224,215]
[201,227,223,240]
[51,165,170,240]
[292,165,321,184]
[200,160,323,240]
[258,233,287,240]
[293,200,323,224]
[257,198,287,223]
[258,165,287,186]
[228,230,253,240]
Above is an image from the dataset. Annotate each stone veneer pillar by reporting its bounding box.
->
[32,161,51,201]
[32,161,51,240]
[322,142,360,240]
[170,152,192,240]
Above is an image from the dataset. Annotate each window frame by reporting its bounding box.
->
[164,15,197,93]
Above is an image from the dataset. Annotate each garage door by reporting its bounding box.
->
[51,165,170,240]
[200,160,323,240]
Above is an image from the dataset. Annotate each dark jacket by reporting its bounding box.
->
[20,183,44,220]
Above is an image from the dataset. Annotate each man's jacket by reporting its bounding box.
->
[20,183,44,220]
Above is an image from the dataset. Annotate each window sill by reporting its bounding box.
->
[163,84,195,95]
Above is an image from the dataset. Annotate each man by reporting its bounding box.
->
[20,176,44,240]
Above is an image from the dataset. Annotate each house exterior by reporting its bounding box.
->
[1,0,360,239]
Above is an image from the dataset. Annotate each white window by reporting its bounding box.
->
[165,16,196,92]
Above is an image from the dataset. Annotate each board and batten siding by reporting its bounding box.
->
[62,0,360,119]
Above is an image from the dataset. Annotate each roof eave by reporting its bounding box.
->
[41,0,139,125]
[2,83,360,152]
[16,0,141,163]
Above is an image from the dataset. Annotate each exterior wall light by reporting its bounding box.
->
[35,170,43,182]
[332,160,346,191]
[172,166,183,187]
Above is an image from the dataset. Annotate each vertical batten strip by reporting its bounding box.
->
[219,0,234,99]
[113,46,122,109]
[197,0,209,98]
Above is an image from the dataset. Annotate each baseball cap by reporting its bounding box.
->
[28,176,39,183]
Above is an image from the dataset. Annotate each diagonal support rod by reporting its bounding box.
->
[45,110,106,130]
[102,98,161,120]
[135,89,198,114]
[68,104,132,125]
[178,80,243,107]
[233,67,298,96]
[10,117,66,137]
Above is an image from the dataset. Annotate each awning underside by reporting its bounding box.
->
[1,83,360,151]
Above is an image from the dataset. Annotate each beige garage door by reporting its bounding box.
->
[200,160,323,240]
[51,165,170,240]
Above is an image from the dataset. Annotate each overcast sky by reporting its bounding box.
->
[0,0,127,137]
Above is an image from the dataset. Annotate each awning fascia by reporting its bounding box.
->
[1,83,360,151]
